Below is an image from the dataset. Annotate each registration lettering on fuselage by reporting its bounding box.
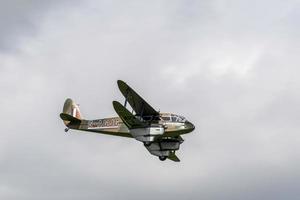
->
[88,118,120,129]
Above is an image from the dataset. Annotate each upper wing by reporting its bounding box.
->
[117,80,159,117]
[113,101,147,129]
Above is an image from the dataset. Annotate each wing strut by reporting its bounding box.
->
[124,89,129,108]
[140,102,145,118]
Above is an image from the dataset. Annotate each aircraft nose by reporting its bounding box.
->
[185,121,195,131]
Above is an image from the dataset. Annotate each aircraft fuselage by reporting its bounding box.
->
[67,113,195,139]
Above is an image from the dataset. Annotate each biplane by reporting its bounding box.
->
[59,80,195,162]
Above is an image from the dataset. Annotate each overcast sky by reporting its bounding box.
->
[1,0,300,199]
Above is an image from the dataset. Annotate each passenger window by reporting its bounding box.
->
[171,117,177,122]
[162,117,170,121]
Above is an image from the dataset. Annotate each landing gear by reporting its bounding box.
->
[159,156,167,161]
[64,128,69,132]
[143,142,151,147]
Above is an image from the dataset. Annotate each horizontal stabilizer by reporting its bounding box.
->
[112,101,147,129]
[60,113,81,124]
[168,152,180,162]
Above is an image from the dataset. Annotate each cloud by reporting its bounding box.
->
[0,0,300,199]
[0,0,81,53]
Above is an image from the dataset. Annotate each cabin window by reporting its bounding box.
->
[171,116,177,122]
[162,117,170,121]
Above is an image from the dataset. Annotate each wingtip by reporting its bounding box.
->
[117,80,126,86]
[168,152,181,162]
[112,100,122,109]
[59,113,65,120]
[117,80,129,94]
[168,157,180,162]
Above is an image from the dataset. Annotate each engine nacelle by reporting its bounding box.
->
[160,140,180,150]
[131,126,164,142]
[145,139,182,157]
[146,141,180,151]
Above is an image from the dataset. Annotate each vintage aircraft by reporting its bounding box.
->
[59,80,195,162]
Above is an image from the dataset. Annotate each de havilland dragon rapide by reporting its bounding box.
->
[59,80,195,162]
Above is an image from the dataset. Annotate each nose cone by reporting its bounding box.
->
[185,121,195,132]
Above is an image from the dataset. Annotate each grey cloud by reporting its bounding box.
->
[0,0,300,199]
[0,0,81,52]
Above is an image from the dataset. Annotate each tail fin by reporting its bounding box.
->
[60,98,82,125]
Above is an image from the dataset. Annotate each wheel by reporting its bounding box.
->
[143,142,151,147]
[159,156,167,161]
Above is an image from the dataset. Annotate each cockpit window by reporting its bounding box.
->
[174,115,186,123]
[161,114,186,123]
[177,116,186,122]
